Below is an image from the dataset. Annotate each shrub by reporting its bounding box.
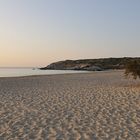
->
[125,60,140,79]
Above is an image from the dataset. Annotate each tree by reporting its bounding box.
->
[125,60,140,79]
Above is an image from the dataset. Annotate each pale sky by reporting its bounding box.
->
[0,0,140,67]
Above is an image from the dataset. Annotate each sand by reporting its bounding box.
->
[0,70,140,140]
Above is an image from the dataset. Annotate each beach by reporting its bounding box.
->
[0,70,140,140]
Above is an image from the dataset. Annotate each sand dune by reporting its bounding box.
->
[0,71,140,139]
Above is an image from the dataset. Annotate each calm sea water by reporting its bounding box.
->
[0,68,87,77]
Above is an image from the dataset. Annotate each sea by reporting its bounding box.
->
[0,68,87,77]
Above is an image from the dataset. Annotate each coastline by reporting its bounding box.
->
[0,69,123,79]
[0,70,140,139]
[0,68,88,78]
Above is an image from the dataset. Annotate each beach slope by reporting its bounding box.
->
[0,71,140,139]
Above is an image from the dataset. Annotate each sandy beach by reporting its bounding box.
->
[0,70,140,140]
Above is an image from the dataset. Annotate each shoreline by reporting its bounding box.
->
[0,69,124,79]
[0,69,89,78]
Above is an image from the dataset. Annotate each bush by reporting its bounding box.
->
[125,60,140,79]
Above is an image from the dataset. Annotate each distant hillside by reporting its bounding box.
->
[40,57,140,71]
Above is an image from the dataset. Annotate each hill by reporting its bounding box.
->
[40,57,140,71]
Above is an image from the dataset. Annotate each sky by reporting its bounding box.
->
[0,0,140,67]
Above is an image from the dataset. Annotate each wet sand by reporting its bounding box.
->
[0,71,140,140]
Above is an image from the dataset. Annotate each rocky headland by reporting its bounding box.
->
[40,57,140,71]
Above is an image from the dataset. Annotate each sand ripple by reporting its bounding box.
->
[0,71,140,139]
